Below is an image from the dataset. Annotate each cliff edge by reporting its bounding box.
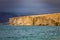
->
[8,13,60,26]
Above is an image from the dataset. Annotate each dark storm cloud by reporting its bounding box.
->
[0,0,60,22]
[0,0,60,13]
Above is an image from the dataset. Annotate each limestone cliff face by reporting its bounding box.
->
[9,16,33,26]
[9,13,60,26]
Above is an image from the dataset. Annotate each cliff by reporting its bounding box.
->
[8,13,60,26]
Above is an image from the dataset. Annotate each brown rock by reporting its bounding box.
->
[8,13,60,26]
[9,16,33,26]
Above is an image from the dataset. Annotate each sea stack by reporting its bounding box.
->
[8,13,60,26]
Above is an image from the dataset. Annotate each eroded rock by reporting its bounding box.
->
[8,13,60,26]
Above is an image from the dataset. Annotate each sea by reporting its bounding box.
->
[0,24,60,40]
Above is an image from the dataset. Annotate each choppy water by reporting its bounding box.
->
[0,25,60,40]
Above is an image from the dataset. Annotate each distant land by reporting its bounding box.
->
[9,13,60,26]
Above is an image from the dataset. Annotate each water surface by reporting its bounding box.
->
[0,25,60,40]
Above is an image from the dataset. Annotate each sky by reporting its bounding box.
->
[0,0,60,13]
[0,0,60,22]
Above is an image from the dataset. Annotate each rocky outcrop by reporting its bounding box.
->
[9,16,33,26]
[8,13,60,26]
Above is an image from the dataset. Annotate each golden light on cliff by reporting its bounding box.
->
[9,13,60,26]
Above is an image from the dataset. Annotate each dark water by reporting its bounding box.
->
[0,25,60,40]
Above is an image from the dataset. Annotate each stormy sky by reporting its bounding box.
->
[0,0,60,13]
[0,0,60,22]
